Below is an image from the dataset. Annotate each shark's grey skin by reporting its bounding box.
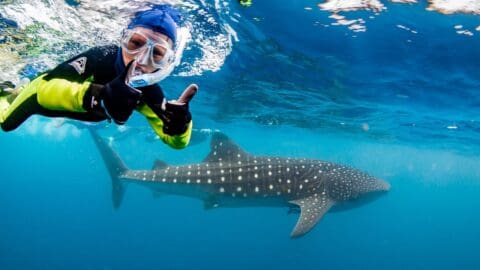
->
[91,131,390,238]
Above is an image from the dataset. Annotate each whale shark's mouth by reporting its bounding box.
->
[379,180,391,191]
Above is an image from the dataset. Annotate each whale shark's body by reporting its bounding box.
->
[91,131,390,237]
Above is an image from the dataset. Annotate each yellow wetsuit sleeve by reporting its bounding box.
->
[137,104,192,149]
[35,75,92,112]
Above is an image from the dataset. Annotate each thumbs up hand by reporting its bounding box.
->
[159,84,198,135]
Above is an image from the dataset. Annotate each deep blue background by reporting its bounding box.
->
[1,0,480,269]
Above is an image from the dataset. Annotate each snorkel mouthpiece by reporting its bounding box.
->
[127,60,172,88]
[128,78,150,88]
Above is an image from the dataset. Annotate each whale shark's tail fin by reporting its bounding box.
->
[89,129,128,209]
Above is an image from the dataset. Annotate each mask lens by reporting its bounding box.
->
[125,32,148,51]
[152,44,168,64]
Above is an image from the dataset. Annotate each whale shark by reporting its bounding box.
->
[90,130,390,238]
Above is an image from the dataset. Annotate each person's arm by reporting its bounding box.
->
[35,75,92,112]
[138,84,196,149]
[37,56,141,124]
[35,46,107,112]
[137,103,192,149]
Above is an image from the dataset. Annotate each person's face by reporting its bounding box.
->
[121,27,173,74]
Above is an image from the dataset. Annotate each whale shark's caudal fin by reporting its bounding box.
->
[89,129,128,209]
[289,194,335,238]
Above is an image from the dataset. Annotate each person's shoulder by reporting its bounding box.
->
[43,44,119,82]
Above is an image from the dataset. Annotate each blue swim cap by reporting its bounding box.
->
[127,5,181,44]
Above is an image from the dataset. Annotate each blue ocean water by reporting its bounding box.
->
[1,1,480,269]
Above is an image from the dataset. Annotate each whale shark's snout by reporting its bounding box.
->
[369,177,390,193]
[379,179,391,191]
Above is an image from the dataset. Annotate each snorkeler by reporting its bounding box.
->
[0,4,196,149]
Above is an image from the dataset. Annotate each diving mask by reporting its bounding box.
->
[121,29,176,88]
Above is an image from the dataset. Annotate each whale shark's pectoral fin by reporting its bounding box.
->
[289,194,334,238]
[287,206,300,215]
[152,190,165,199]
[204,196,219,210]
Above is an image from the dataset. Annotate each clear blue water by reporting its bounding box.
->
[1,1,480,269]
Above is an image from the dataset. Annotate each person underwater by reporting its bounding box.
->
[0,4,197,149]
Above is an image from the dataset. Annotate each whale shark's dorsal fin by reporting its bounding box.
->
[203,132,251,163]
[289,194,335,238]
[153,160,169,170]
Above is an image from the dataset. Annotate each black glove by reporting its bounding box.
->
[141,85,192,136]
[83,61,142,124]
[159,101,192,135]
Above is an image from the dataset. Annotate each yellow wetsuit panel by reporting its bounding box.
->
[137,104,192,149]
[36,76,91,112]
[1,75,92,124]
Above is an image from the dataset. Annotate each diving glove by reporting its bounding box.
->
[159,101,192,135]
[84,61,142,124]
[142,84,197,136]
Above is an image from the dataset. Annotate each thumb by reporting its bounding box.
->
[120,60,135,79]
[177,84,198,104]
